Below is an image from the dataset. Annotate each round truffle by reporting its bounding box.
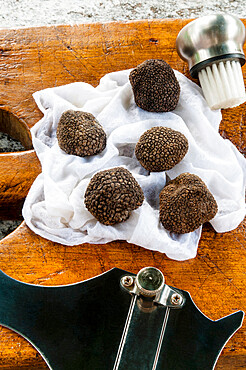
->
[84,167,144,225]
[57,110,106,157]
[135,126,188,172]
[159,173,218,233]
[129,59,180,112]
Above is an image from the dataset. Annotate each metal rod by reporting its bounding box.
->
[113,294,137,370]
[151,307,170,370]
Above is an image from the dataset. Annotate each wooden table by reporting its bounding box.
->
[0,19,245,369]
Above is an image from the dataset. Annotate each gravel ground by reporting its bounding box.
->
[0,133,25,153]
[0,0,246,28]
[0,0,245,239]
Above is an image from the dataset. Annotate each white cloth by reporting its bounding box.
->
[22,69,246,261]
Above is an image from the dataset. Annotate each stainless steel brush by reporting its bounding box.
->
[176,14,246,109]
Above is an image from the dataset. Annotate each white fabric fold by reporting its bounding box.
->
[22,69,246,260]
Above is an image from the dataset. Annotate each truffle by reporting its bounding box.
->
[84,167,144,225]
[57,110,106,157]
[129,59,180,112]
[135,126,188,171]
[159,173,218,233]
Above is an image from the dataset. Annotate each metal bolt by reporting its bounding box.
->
[171,293,182,306]
[136,267,165,297]
[122,275,134,287]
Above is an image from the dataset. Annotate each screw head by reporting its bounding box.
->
[171,293,182,306]
[122,275,134,288]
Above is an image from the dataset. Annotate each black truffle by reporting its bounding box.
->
[129,59,180,112]
[57,110,106,157]
[159,173,218,234]
[135,126,188,172]
[84,167,144,225]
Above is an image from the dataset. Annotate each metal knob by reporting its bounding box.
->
[176,14,246,78]
[135,267,165,297]
[176,14,246,109]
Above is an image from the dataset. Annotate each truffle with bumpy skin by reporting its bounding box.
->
[135,126,188,171]
[159,173,218,233]
[57,110,106,157]
[129,59,180,112]
[84,167,144,225]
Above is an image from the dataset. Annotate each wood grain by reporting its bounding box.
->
[0,150,41,219]
[0,19,245,369]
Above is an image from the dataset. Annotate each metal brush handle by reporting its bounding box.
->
[176,14,246,78]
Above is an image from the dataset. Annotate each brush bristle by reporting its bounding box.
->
[198,60,246,110]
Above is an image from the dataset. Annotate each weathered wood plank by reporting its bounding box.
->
[0,19,245,369]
